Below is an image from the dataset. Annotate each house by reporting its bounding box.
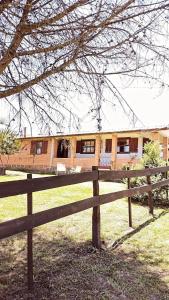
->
[0,126,169,173]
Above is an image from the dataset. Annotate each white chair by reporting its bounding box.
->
[55,163,66,175]
[69,166,82,174]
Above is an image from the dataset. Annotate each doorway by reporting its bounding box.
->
[57,139,69,158]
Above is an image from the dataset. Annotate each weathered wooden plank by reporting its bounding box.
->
[152,178,169,189]
[92,166,100,249]
[99,166,169,180]
[27,174,33,290]
[147,174,153,215]
[0,184,151,240]
[0,195,99,239]
[127,167,132,227]
[0,171,98,198]
[99,184,151,205]
[0,167,168,199]
[98,178,169,206]
[0,177,169,240]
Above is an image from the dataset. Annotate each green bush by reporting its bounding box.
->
[0,130,20,173]
[0,129,20,155]
[141,141,164,168]
[124,141,168,206]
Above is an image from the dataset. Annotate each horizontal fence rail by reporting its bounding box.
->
[0,177,169,240]
[0,171,98,198]
[0,165,169,291]
[99,166,169,180]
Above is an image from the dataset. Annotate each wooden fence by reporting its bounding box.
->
[0,165,169,291]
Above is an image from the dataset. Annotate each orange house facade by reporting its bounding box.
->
[1,127,169,173]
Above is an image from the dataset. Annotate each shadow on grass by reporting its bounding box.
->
[0,229,169,300]
[110,210,169,250]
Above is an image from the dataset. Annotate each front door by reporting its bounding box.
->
[57,140,69,158]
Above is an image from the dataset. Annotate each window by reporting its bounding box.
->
[82,140,95,154]
[117,138,130,153]
[76,141,82,153]
[77,140,95,154]
[30,140,48,155]
[105,139,112,153]
[117,138,138,153]
[36,142,43,155]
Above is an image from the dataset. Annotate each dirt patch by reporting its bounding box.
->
[0,232,168,300]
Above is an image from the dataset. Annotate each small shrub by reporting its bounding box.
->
[141,141,164,168]
[124,141,168,206]
[0,129,20,155]
[0,130,20,172]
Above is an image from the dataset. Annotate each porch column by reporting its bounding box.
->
[138,137,143,158]
[49,138,55,167]
[70,137,76,168]
[111,135,117,169]
[95,135,101,166]
[163,137,168,161]
[54,139,58,158]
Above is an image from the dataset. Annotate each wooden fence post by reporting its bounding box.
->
[127,167,132,227]
[145,167,154,215]
[92,166,100,249]
[27,174,33,290]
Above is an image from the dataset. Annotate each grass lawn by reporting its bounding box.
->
[0,171,169,300]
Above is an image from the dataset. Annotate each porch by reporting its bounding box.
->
[51,133,169,171]
[0,128,168,174]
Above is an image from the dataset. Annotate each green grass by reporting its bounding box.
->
[0,171,169,300]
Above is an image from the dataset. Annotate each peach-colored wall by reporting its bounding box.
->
[0,131,167,171]
[163,137,168,161]
[115,158,140,169]
[51,158,96,170]
[0,138,52,169]
[0,137,96,171]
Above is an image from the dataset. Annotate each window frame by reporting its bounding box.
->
[117,137,130,154]
[105,139,112,153]
[35,141,43,155]
[81,139,95,154]
[30,140,48,155]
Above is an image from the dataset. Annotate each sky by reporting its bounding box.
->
[0,83,169,135]
[77,85,169,133]
[1,1,169,136]
[123,88,169,128]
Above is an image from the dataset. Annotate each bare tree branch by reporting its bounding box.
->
[0,0,169,132]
